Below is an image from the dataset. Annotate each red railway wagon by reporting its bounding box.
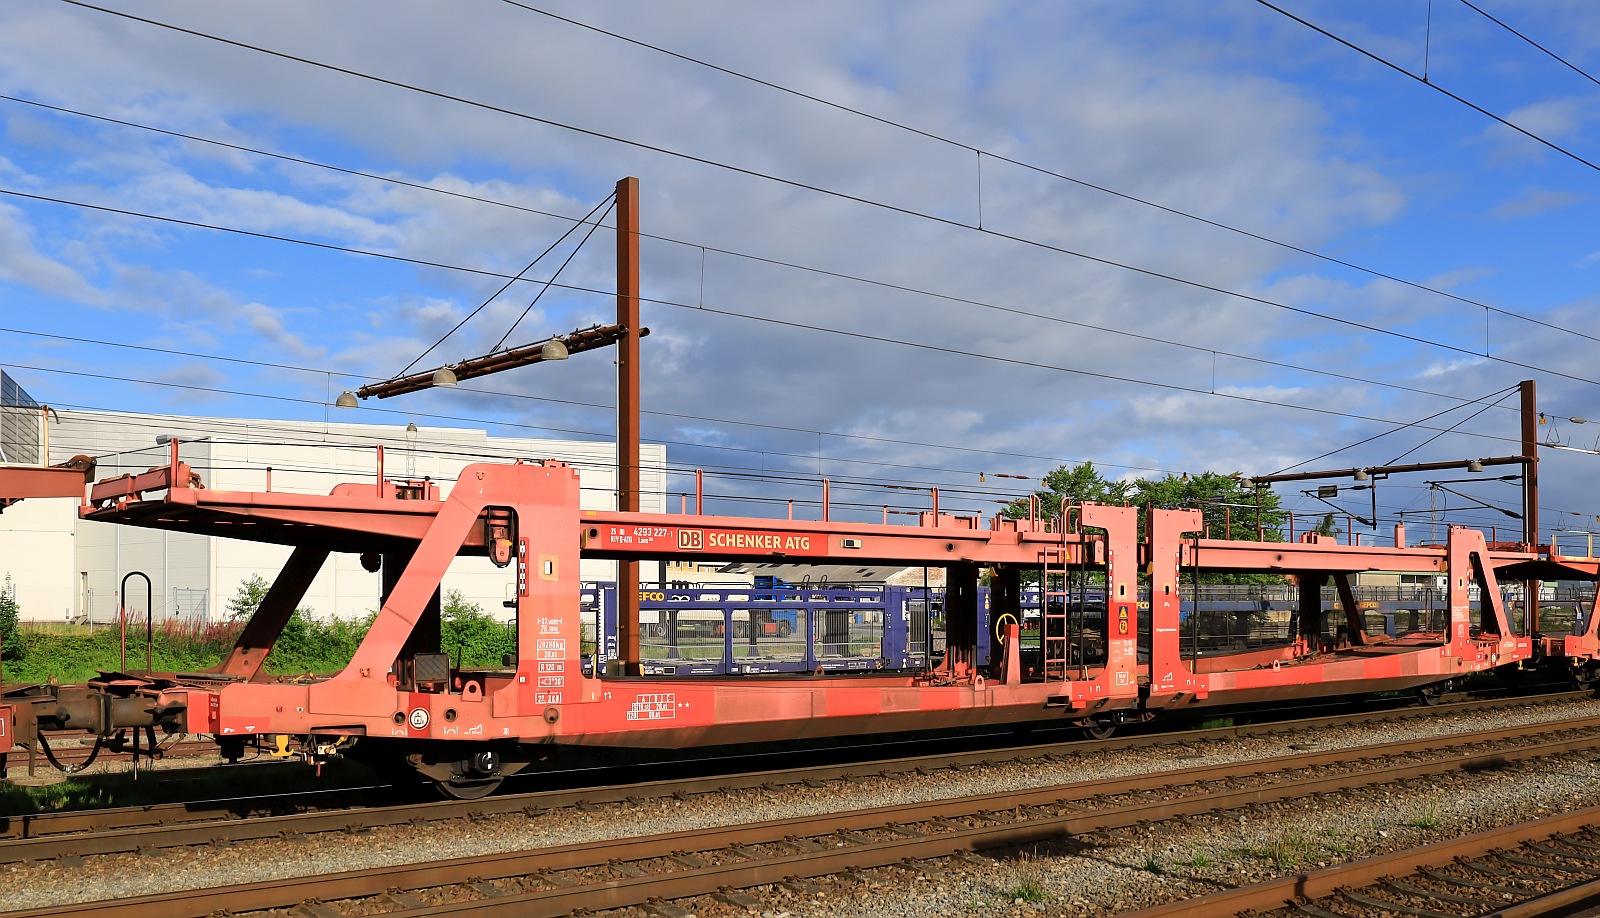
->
[3,449,1590,797]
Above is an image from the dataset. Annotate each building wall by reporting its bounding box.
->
[0,373,69,621]
[0,498,75,621]
[6,408,666,624]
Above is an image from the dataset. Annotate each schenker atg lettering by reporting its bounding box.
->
[706,531,812,551]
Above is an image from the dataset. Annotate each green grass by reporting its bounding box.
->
[1187,852,1213,868]
[1320,829,1352,855]
[1235,833,1320,870]
[1409,805,1441,829]
[5,602,517,685]
[1009,875,1050,903]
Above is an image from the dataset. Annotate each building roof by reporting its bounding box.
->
[723,561,948,588]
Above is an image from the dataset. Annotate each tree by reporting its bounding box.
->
[1313,512,1341,538]
[1003,462,1131,520]
[1129,472,1289,584]
[1129,472,1287,543]
[226,574,271,620]
[1009,465,1291,584]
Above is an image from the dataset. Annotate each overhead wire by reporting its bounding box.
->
[23,384,1081,496]
[33,399,1600,527]
[491,195,615,352]
[3,277,1533,462]
[16,0,1596,520]
[1457,0,1600,89]
[0,323,1180,478]
[1254,0,1600,174]
[25,379,1555,527]
[41,407,1039,514]
[0,94,1524,416]
[1383,386,1516,465]
[46,2,1600,392]
[1269,383,1521,475]
[397,190,616,376]
[0,184,1572,439]
[499,0,1600,349]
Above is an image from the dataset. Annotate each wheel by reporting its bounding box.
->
[433,748,505,799]
[1416,682,1450,706]
[434,775,503,800]
[1572,664,1599,692]
[1080,721,1116,740]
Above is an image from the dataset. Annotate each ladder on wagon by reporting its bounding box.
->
[1041,544,1071,681]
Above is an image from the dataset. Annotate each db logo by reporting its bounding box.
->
[677,529,704,551]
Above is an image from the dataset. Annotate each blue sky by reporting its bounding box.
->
[2,0,1599,540]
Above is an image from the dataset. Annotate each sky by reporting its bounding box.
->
[2,0,1599,544]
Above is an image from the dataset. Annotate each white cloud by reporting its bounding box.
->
[0,201,107,305]
[0,0,1593,522]
[1491,187,1584,220]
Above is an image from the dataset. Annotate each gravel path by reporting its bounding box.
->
[5,696,1600,913]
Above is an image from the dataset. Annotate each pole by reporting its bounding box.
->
[1521,379,1540,634]
[616,176,642,676]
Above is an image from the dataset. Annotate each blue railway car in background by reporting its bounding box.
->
[582,582,988,676]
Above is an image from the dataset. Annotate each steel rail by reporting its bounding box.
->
[5,703,1596,864]
[2,690,1581,845]
[1489,873,1600,917]
[1120,805,1600,917]
[12,719,1600,917]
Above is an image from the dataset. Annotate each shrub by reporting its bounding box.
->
[0,577,21,662]
[441,590,515,667]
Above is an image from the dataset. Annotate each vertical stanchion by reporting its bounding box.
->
[615,176,642,677]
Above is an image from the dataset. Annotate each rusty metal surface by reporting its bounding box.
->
[616,174,642,676]
[15,715,1600,918]
[0,460,94,504]
[1490,875,1600,917]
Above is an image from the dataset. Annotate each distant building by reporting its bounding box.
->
[727,562,949,589]
[0,391,666,625]
[0,370,42,466]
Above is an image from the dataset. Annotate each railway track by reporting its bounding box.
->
[1,692,1584,861]
[1123,804,1600,917]
[11,708,1600,917]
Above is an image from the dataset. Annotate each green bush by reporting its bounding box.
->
[0,580,21,662]
[262,610,375,675]
[4,586,519,684]
[441,590,516,667]
[7,618,248,683]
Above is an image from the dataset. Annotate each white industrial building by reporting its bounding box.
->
[0,372,667,625]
